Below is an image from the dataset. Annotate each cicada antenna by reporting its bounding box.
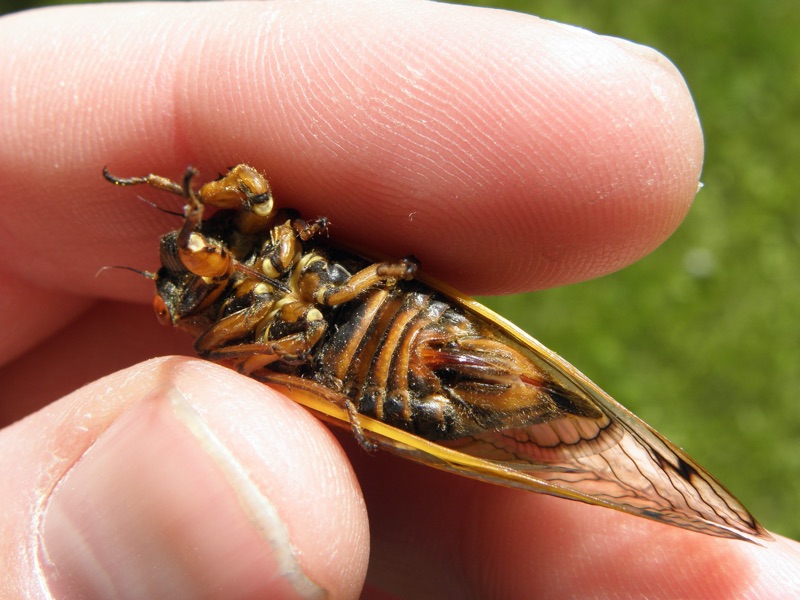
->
[133,195,183,217]
[95,265,157,280]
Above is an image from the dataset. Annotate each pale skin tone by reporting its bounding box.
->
[1,1,799,598]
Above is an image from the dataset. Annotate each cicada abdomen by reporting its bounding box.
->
[105,164,771,544]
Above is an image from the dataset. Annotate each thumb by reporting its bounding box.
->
[2,357,367,599]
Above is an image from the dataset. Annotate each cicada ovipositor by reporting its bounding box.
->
[104,164,771,544]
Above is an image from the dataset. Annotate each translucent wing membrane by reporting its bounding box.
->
[436,293,772,544]
[270,371,769,543]
[445,412,766,540]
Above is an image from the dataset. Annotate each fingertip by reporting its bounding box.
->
[168,359,370,598]
[3,358,368,599]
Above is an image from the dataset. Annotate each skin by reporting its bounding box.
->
[1,1,799,598]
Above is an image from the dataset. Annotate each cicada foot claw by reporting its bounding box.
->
[345,400,378,452]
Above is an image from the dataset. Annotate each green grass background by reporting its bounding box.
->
[2,0,797,538]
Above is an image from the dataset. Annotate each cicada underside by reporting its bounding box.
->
[104,164,771,544]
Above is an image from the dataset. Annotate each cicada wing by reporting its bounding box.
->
[442,395,770,543]
[421,283,772,544]
[257,370,770,544]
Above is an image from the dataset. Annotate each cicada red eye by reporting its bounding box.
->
[153,295,172,326]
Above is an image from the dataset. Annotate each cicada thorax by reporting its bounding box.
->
[105,164,771,544]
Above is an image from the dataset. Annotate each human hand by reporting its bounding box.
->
[2,1,799,598]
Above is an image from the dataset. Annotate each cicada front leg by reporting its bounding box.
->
[104,166,233,281]
[197,164,276,234]
[105,164,278,235]
[103,166,186,196]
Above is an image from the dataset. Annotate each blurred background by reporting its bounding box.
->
[2,0,797,539]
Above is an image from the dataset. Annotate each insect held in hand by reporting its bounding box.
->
[104,164,771,544]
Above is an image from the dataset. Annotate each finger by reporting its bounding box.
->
[0,271,90,365]
[0,0,702,298]
[0,301,195,425]
[348,445,800,599]
[1,357,368,599]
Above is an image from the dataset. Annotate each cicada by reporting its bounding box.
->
[105,164,770,544]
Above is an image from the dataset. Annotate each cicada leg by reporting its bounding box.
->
[194,293,276,354]
[259,219,306,279]
[104,164,277,235]
[201,165,278,235]
[292,216,329,241]
[297,254,419,306]
[344,399,379,452]
[196,164,272,212]
[103,167,186,195]
[257,212,330,279]
[196,296,327,374]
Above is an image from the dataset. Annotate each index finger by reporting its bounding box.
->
[0,0,701,300]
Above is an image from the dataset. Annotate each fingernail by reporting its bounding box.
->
[38,386,326,599]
